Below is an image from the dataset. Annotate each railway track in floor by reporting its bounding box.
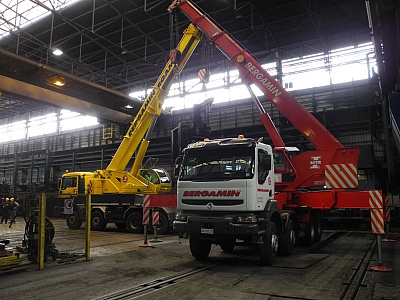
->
[307,230,377,299]
[93,253,248,300]
[3,220,379,299]
[93,230,367,300]
[338,233,377,300]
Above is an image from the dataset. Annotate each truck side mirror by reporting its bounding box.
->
[174,155,183,178]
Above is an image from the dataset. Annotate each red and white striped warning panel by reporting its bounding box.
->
[325,164,358,188]
[152,210,160,226]
[143,194,150,208]
[142,195,151,225]
[88,181,93,194]
[198,68,210,83]
[198,68,206,81]
[384,194,391,222]
[142,208,150,225]
[369,190,385,235]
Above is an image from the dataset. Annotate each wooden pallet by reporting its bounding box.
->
[0,255,31,275]
[0,249,14,257]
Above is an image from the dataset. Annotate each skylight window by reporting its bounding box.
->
[0,110,98,144]
[0,0,82,39]
[159,43,376,111]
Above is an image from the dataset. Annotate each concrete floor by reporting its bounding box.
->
[0,217,399,299]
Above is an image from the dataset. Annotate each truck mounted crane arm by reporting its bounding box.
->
[169,0,360,190]
[168,0,343,151]
[106,24,202,172]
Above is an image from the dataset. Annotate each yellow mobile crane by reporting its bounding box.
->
[58,24,202,233]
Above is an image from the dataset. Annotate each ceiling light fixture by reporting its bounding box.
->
[124,103,133,109]
[53,48,63,56]
[53,76,65,87]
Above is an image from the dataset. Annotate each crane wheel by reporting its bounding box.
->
[278,219,297,256]
[126,211,143,234]
[313,213,323,242]
[303,218,315,246]
[91,211,107,231]
[66,211,82,230]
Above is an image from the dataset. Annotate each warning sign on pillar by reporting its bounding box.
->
[64,199,73,215]
[369,190,385,235]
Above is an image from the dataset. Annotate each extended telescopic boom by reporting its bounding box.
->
[106,24,202,173]
[168,0,343,151]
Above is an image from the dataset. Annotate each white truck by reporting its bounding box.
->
[173,136,288,265]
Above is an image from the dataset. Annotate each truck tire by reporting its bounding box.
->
[304,218,315,246]
[91,211,107,231]
[314,213,323,242]
[126,211,143,234]
[189,234,211,260]
[278,219,296,256]
[220,237,236,252]
[66,211,82,230]
[259,222,278,266]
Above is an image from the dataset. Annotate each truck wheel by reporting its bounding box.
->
[189,234,211,260]
[220,237,236,252]
[126,211,143,234]
[66,211,82,230]
[259,222,278,266]
[314,213,323,242]
[304,218,315,246]
[115,222,127,230]
[278,219,296,256]
[91,211,107,231]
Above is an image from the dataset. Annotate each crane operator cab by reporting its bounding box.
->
[273,147,298,184]
[139,168,172,193]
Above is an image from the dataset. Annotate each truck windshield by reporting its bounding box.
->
[180,147,254,181]
[60,177,77,190]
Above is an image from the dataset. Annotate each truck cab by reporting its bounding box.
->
[58,172,92,197]
[174,136,290,265]
[177,136,275,212]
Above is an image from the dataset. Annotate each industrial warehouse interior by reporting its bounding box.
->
[0,0,399,299]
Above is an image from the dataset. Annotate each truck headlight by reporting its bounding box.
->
[175,213,187,222]
[236,215,258,223]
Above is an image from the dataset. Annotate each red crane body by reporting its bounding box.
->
[168,0,379,212]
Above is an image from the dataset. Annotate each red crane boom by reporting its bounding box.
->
[169,0,359,190]
[169,0,343,151]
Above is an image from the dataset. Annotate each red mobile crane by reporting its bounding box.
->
[170,0,380,265]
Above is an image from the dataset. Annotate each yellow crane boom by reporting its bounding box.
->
[106,24,202,173]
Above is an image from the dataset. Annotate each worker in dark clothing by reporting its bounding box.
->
[0,197,4,223]
[8,197,19,225]
[1,197,10,224]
